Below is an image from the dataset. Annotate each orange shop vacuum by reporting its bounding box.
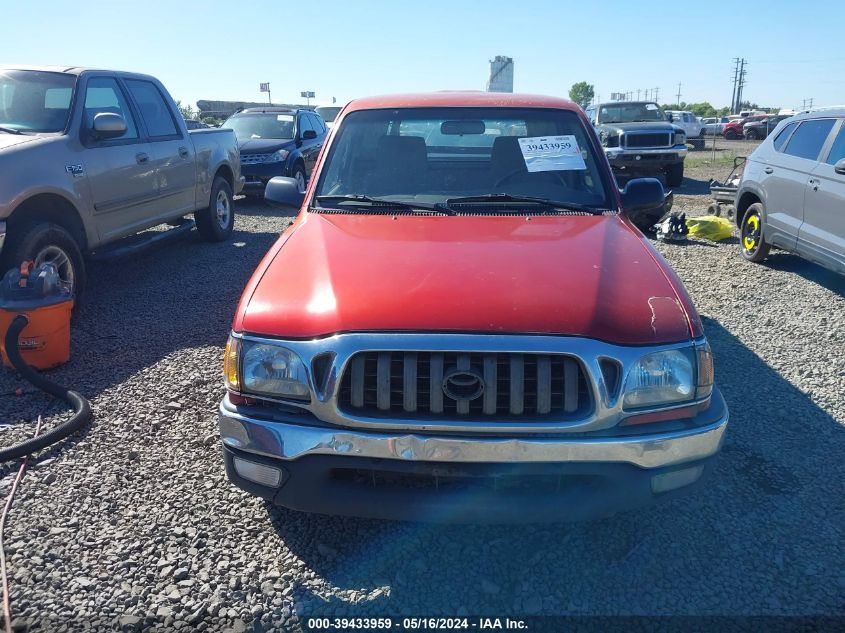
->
[0,261,73,370]
[0,261,91,464]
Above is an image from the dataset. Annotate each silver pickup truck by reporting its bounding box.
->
[0,66,243,296]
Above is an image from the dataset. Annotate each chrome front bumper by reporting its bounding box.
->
[606,146,688,160]
[219,389,728,470]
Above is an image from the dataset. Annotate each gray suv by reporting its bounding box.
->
[735,109,845,275]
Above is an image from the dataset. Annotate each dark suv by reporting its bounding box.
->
[222,107,327,194]
[743,115,792,141]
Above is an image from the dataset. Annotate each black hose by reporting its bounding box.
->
[0,315,91,462]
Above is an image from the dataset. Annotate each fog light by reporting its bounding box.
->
[233,457,284,487]
[651,465,704,494]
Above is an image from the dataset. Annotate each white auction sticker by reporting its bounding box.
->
[517,135,586,172]
[277,114,294,121]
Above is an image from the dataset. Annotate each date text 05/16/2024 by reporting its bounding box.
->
[305,617,529,630]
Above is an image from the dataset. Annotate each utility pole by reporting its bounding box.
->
[730,58,740,114]
[735,59,747,113]
[654,87,660,103]
[676,82,682,107]
[637,88,641,100]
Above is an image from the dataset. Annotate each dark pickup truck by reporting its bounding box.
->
[585,101,687,186]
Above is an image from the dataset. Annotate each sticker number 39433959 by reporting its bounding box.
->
[517,135,586,172]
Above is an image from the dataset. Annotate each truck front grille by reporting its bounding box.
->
[338,351,592,420]
[623,133,671,148]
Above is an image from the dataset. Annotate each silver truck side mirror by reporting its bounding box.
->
[835,159,845,176]
[92,112,127,139]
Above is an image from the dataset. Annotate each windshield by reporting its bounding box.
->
[0,70,76,134]
[222,112,295,140]
[314,107,611,209]
[599,102,666,124]
[315,106,341,123]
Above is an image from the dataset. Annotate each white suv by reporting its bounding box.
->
[735,109,845,274]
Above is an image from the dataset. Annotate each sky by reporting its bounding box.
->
[3,0,844,112]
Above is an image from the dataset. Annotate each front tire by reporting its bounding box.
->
[1,222,86,298]
[725,129,738,140]
[740,203,771,263]
[195,176,234,242]
[292,164,306,193]
[665,163,684,187]
[745,129,759,141]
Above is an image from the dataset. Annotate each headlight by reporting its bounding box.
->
[623,349,694,409]
[675,132,686,145]
[230,339,310,400]
[599,130,619,148]
[265,149,289,163]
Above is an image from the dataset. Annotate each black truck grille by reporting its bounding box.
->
[338,351,592,420]
[623,133,671,148]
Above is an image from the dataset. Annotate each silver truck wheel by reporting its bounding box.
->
[195,176,234,242]
[1,221,86,299]
[215,189,232,230]
[35,245,75,288]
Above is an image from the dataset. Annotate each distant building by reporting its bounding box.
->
[486,56,514,93]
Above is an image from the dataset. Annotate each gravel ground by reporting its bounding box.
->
[0,174,843,631]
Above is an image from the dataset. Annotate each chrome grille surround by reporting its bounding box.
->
[337,351,593,421]
[229,332,707,434]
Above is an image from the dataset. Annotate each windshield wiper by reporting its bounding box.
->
[315,195,454,214]
[443,194,609,215]
[0,126,22,135]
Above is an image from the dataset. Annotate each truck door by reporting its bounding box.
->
[800,119,845,270]
[80,76,158,243]
[124,78,197,219]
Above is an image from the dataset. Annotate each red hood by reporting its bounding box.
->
[236,213,701,345]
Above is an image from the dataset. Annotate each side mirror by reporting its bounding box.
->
[621,178,666,211]
[301,129,317,140]
[620,178,668,232]
[92,112,127,139]
[666,113,674,122]
[835,159,845,176]
[264,176,305,210]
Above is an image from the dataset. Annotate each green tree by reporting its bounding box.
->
[175,100,196,121]
[568,82,595,109]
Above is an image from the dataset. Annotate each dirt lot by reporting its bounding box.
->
[1,155,843,630]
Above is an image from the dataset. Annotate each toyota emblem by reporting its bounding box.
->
[442,368,485,402]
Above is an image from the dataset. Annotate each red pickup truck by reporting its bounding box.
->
[219,92,728,522]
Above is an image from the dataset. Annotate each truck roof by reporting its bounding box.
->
[0,64,159,82]
[344,92,579,113]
